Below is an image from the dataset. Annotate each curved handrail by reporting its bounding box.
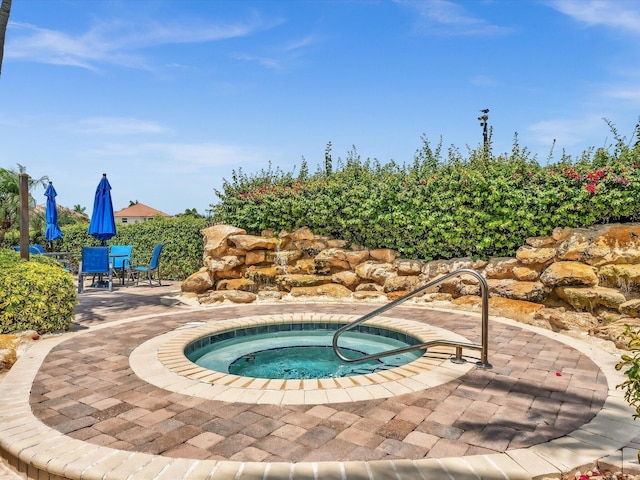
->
[332,268,492,369]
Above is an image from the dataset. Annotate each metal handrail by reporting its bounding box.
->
[332,268,492,369]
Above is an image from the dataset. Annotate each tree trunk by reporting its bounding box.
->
[0,0,12,78]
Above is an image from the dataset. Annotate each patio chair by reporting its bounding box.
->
[109,245,132,285]
[13,245,44,254]
[129,244,164,286]
[78,246,112,293]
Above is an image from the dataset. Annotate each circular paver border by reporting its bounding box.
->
[131,313,476,405]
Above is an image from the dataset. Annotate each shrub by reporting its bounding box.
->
[0,249,77,334]
[616,325,640,420]
[210,123,640,261]
[56,216,208,280]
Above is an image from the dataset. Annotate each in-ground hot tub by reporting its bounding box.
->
[185,322,424,380]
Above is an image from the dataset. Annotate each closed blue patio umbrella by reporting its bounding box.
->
[44,182,63,243]
[88,173,116,244]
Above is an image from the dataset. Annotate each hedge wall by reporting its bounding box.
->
[210,130,640,261]
[55,216,208,280]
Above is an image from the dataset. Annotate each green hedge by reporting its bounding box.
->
[56,216,208,280]
[210,129,640,261]
[0,250,77,334]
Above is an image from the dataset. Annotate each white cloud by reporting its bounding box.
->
[603,85,640,103]
[234,53,283,70]
[526,115,608,149]
[395,0,513,36]
[82,141,271,171]
[6,13,278,71]
[547,0,640,34]
[67,117,170,135]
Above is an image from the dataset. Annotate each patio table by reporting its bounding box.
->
[42,252,72,270]
[109,253,128,286]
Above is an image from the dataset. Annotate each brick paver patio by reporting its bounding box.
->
[1,282,639,479]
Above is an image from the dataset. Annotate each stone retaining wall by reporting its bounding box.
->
[181,223,640,346]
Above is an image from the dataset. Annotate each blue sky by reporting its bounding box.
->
[1,0,639,217]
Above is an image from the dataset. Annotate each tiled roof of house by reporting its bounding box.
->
[114,203,170,218]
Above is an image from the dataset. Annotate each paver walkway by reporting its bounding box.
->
[1,282,639,479]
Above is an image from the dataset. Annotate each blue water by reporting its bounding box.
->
[187,328,423,380]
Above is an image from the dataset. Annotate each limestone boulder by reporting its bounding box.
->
[0,335,18,372]
[228,234,280,251]
[355,261,396,284]
[515,246,556,265]
[294,239,329,258]
[534,307,599,332]
[202,225,246,257]
[198,291,226,304]
[394,258,424,275]
[290,259,316,275]
[224,290,258,304]
[268,249,303,267]
[214,267,245,280]
[207,255,244,273]
[246,266,279,288]
[438,275,480,298]
[0,331,40,373]
[370,248,400,263]
[289,284,353,298]
[344,250,370,269]
[552,226,573,242]
[450,295,482,310]
[245,250,266,266]
[590,318,640,349]
[216,278,256,292]
[491,297,548,327]
[513,266,540,281]
[555,286,627,311]
[387,290,410,300]
[487,279,549,303]
[484,257,520,279]
[355,282,383,292]
[525,235,556,248]
[383,275,421,293]
[413,292,453,303]
[555,223,640,266]
[332,271,360,290]
[315,248,351,271]
[198,290,257,304]
[276,274,333,291]
[619,299,640,317]
[421,259,452,279]
[598,264,640,291]
[540,261,598,287]
[181,269,213,294]
[353,290,387,301]
[325,239,346,248]
[288,226,315,241]
[257,290,283,301]
[450,257,488,271]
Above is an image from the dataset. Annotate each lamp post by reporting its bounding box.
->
[478,109,489,146]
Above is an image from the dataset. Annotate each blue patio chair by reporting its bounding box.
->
[78,246,112,293]
[129,244,164,286]
[13,245,44,254]
[109,245,132,285]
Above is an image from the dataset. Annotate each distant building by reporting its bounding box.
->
[114,203,171,224]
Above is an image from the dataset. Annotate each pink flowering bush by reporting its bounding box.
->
[211,121,640,261]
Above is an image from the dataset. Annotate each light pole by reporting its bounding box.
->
[478,109,489,146]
